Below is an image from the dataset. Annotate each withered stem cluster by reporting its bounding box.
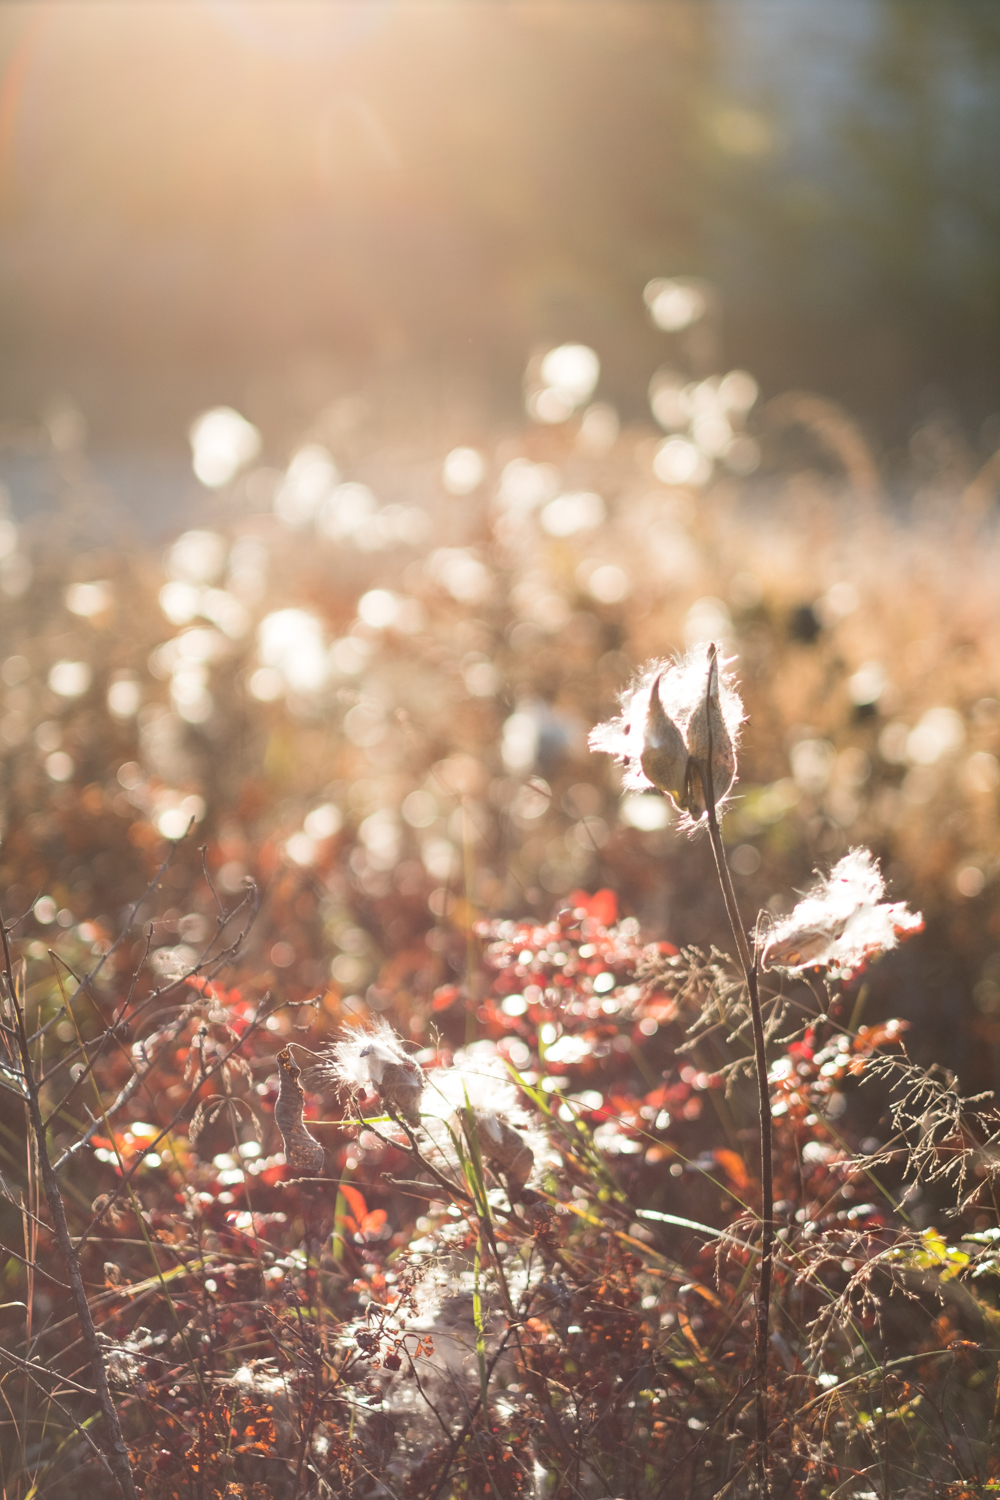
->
[1,906,138,1500]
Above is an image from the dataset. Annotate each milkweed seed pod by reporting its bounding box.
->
[760,848,923,974]
[640,675,689,807]
[323,1019,426,1124]
[683,645,737,818]
[474,1110,534,1202]
[274,1047,326,1175]
[370,1055,425,1124]
[420,1047,542,1204]
[590,643,744,832]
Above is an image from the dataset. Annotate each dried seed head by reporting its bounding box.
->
[761,848,923,974]
[640,675,689,806]
[374,1058,424,1124]
[420,1046,542,1203]
[316,1019,425,1124]
[92,1192,126,1229]
[472,1110,534,1202]
[684,645,737,818]
[590,643,744,831]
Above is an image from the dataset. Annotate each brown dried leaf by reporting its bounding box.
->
[92,1192,126,1228]
[274,1047,326,1174]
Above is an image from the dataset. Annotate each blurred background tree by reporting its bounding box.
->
[709,1,1000,453]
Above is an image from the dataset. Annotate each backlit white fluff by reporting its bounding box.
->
[761,848,923,973]
[323,1019,425,1122]
[420,1041,545,1201]
[589,644,744,827]
[421,1041,523,1122]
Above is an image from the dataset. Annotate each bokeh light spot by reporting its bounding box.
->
[49,661,92,698]
[189,408,261,489]
[443,447,486,495]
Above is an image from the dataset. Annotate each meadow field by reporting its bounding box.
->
[1,335,999,1498]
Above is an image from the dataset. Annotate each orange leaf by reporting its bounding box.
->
[361,1208,388,1238]
[714,1148,751,1192]
[338,1184,368,1225]
[568,888,618,927]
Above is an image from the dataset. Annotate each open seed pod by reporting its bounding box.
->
[684,645,736,818]
[374,1058,424,1124]
[473,1110,534,1202]
[640,674,689,807]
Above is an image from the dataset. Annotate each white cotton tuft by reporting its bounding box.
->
[761,848,923,974]
[321,1019,425,1122]
[421,1043,524,1123]
[420,1042,544,1201]
[328,1018,412,1086]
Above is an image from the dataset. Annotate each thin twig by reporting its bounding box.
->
[73,992,279,1254]
[0,1348,115,1479]
[25,840,182,1049]
[53,894,265,1176]
[199,843,226,918]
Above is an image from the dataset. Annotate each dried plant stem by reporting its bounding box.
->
[1,910,138,1500]
[424,1324,518,1500]
[700,647,773,1499]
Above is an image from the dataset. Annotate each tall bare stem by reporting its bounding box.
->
[700,647,773,1499]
